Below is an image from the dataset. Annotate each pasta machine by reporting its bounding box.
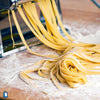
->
[0,0,66,58]
[0,0,38,58]
[1,0,99,58]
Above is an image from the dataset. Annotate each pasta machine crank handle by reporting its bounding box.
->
[91,0,100,8]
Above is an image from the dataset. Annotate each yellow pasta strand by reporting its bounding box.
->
[9,0,100,89]
[8,10,16,48]
[11,10,58,57]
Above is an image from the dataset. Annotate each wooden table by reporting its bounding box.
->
[0,0,100,100]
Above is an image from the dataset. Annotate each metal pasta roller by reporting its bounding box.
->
[0,0,37,57]
[0,0,68,58]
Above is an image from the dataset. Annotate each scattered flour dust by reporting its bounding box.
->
[71,30,100,44]
[0,23,100,100]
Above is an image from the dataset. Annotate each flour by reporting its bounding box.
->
[71,30,100,44]
[0,22,100,100]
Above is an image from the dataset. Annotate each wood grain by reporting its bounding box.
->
[0,0,100,100]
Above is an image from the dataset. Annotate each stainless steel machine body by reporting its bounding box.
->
[0,0,63,58]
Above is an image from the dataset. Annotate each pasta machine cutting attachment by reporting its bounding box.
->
[0,0,69,58]
[0,0,38,58]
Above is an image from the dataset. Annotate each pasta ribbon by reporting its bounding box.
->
[10,0,100,88]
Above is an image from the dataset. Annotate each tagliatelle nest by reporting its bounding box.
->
[8,0,100,89]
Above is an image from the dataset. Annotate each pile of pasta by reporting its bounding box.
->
[10,0,100,88]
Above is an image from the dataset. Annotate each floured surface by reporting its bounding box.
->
[64,22,100,44]
[0,22,100,100]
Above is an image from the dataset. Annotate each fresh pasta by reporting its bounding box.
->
[10,0,100,88]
